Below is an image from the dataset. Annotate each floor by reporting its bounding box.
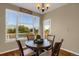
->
[0,48,75,56]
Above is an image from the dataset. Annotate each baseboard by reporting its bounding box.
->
[60,48,79,56]
[0,46,26,55]
[0,47,79,56]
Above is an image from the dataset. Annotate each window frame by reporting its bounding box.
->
[43,19,52,38]
[5,9,40,42]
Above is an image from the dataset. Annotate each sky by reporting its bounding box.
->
[6,9,40,28]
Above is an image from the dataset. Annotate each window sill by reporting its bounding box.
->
[5,37,27,43]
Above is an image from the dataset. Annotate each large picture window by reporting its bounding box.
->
[43,19,51,38]
[6,9,40,41]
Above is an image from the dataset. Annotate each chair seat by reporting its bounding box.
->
[39,50,50,56]
[24,48,33,56]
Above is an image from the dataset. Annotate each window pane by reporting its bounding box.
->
[6,9,40,40]
[19,13,33,24]
[43,19,51,38]
[18,13,33,39]
[33,16,40,35]
[6,9,17,40]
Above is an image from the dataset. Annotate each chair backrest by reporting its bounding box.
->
[51,35,55,48]
[51,39,63,56]
[16,40,24,56]
[47,35,55,48]
[27,35,35,40]
[47,35,55,41]
[27,32,35,40]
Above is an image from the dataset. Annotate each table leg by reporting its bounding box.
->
[36,49,39,56]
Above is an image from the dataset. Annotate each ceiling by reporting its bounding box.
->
[11,3,67,14]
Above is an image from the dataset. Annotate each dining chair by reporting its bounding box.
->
[16,40,33,56]
[27,33,35,40]
[45,35,55,50]
[51,39,63,56]
[50,35,55,48]
[47,35,55,42]
[39,39,64,56]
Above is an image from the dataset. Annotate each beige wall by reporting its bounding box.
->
[0,3,20,53]
[0,3,41,53]
[44,3,79,53]
[39,14,44,38]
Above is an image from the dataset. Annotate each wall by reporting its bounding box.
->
[0,3,41,53]
[39,14,44,38]
[44,3,79,54]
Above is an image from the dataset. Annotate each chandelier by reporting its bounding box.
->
[36,3,50,13]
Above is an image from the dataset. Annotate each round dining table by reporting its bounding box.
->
[25,39,51,56]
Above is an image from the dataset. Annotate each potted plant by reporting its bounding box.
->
[34,35,43,44]
[36,35,41,39]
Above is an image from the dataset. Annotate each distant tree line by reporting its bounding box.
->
[7,25,38,35]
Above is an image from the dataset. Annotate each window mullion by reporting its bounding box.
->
[32,15,35,34]
[16,12,19,40]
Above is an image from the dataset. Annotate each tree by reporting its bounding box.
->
[7,28,16,33]
[30,28,33,32]
[45,29,49,33]
[18,25,30,33]
[34,28,38,35]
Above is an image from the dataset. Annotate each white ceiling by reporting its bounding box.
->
[11,3,67,14]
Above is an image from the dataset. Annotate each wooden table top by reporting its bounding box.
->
[25,39,51,49]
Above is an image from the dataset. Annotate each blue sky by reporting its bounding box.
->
[6,10,40,27]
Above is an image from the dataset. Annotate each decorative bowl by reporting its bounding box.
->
[34,39,43,44]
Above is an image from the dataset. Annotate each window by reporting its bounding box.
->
[43,19,51,38]
[6,9,40,41]
[18,13,34,39]
[6,9,17,40]
[33,16,40,35]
